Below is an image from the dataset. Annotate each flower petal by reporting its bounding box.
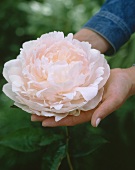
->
[63,91,76,100]
[2,84,20,103]
[76,86,98,101]
[3,59,21,82]
[81,88,104,111]
[53,104,63,110]
[14,102,32,113]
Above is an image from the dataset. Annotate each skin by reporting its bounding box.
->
[31,29,135,127]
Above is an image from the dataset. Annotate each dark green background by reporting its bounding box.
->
[0,0,135,170]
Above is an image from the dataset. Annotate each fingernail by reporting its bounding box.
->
[96,118,101,127]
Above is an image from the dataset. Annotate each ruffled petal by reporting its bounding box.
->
[76,86,98,101]
[41,111,68,121]
[81,88,104,111]
[14,102,32,113]
[2,84,20,103]
[3,59,21,82]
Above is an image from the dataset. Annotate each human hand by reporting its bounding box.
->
[31,67,135,127]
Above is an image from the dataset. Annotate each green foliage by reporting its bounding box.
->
[68,124,108,158]
[0,127,64,152]
[41,144,66,170]
[0,0,135,169]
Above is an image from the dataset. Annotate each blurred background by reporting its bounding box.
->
[0,0,135,170]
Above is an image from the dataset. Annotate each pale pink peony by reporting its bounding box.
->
[2,31,110,121]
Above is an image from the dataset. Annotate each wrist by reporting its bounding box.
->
[73,28,111,53]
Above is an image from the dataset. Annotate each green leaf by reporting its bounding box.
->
[0,98,33,136]
[51,145,66,170]
[0,145,18,170]
[117,97,135,146]
[0,126,64,153]
[39,133,63,146]
[41,144,66,170]
[68,123,108,158]
[66,123,109,170]
[0,127,43,152]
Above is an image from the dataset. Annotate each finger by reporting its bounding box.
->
[42,110,93,127]
[91,96,122,127]
[31,114,47,121]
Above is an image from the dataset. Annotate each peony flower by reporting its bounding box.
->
[2,31,110,121]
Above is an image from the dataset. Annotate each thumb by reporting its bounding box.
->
[91,97,121,127]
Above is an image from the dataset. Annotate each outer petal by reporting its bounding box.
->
[75,85,98,101]
[55,113,69,121]
[9,75,24,89]
[40,31,65,46]
[22,40,36,51]
[14,102,32,113]
[41,111,68,121]
[81,88,104,111]
[98,61,110,89]
[3,59,21,82]
[2,84,20,103]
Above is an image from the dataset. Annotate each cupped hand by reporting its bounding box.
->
[31,67,135,127]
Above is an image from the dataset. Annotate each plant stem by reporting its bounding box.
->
[65,127,74,170]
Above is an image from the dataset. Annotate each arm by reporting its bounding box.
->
[83,0,135,55]
[73,28,111,53]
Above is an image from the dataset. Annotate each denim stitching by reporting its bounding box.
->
[96,11,131,38]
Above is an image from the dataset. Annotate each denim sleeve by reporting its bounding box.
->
[84,0,135,55]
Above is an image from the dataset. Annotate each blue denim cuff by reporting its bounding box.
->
[84,11,131,55]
